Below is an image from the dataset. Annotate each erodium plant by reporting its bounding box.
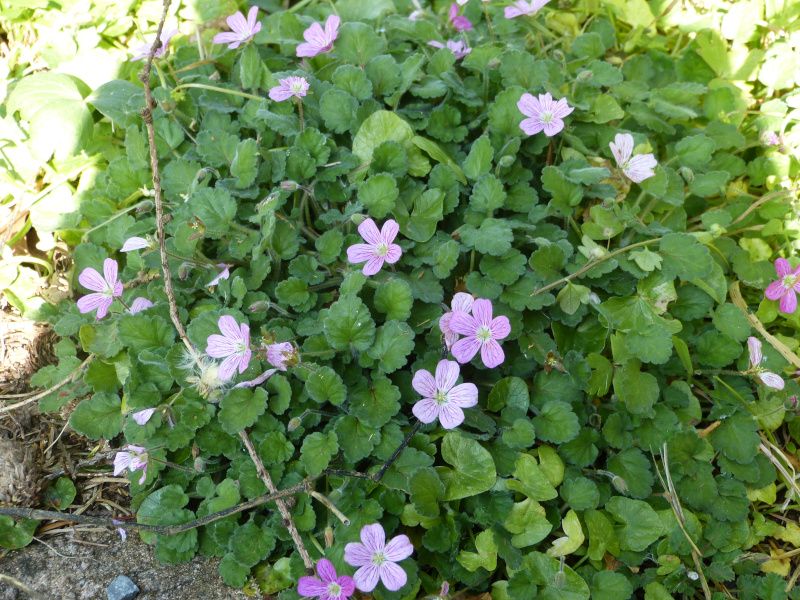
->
[5,0,800,598]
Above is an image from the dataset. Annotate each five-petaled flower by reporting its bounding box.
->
[266,342,296,371]
[298,558,355,600]
[448,298,511,368]
[609,133,657,183]
[131,408,156,426]
[347,218,402,276]
[214,6,262,49]
[428,40,472,59]
[518,92,574,137]
[440,293,474,349]
[296,15,340,57]
[504,0,551,18]
[448,3,473,30]
[206,316,252,381]
[412,360,478,429]
[269,77,310,102]
[766,258,800,314]
[747,337,785,390]
[77,258,124,321]
[113,445,149,485]
[344,523,414,592]
[130,29,178,61]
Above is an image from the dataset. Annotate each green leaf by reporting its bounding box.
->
[712,303,751,342]
[508,571,539,600]
[408,466,446,518]
[275,277,310,308]
[412,136,467,185]
[460,219,514,256]
[295,128,331,166]
[367,320,415,373]
[300,431,339,476]
[359,173,399,219]
[365,55,401,97]
[69,393,123,440]
[481,250,527,286]
[86,79,143,128]
[334,416,379,462]
[373,279,413,321]
[587,353,613,396]
[393,188,444,243]
[306,366,347,406]
[589,572,633,600]
[0,516,36,549]
[488,377,530,412]
[182,188,236,232]
[503,418,537,450]
[541,167,583,217]
[585,509,619,561]
[526,552,590,600]
[457,529,498,572]
[353,110,430,177]
[506,454,558,501]
[323,295,376,351]
[689,170,729,197]
[230,521,276,568]
[503,499,552,548]
[658,233,713,281]
[696,331,741,367]
[336,22,387,66]
[463,135,493,181]
[547,509,584,557]
[625,324,673,364]
[230,138,259,188]
[218,388,268,435]
[675,134,716,169]
[613,360,659,414]
[436,432,497,501]
[349,376,401,428]
[117,314,175,353]
[606,447,654,499]
[572,32,605,59]
[43,477,77,510]
[605,497,664,551]
[319,90,359,134]
[238,44,267,90]
[8,73,93,161]
[710,415,760,465]
[470,174,507,215]
[533,401,580,444]
[333,64,373,100]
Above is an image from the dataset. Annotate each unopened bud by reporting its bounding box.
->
[288,417,302,432]
[196,169,207,182]
[250,301,269,312]
[602,226,614,238]
[589,247,606,260]
[553,49,565,62]
[324,527,334,547]
[194,457,206,472]
[578,69,593,81]
[785,397,799,411]
[178,263,192,280]
[687,571,699,581]
[612,476,627,493]
[499,155,514,167]
[351,214,366,225]
[678,166,694,182]
[281,180,299,192]
[588,292,601,305]
[136,201,154,213]
[553,572,566,589]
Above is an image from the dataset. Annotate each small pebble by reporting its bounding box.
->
[106,575,140,600]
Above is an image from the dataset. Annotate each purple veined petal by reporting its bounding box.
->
[445,330,460,349]
[77,293,108,314]
[448,2,459,21]
[383,534,414,562]
[237,348,252,374]
[358,218,382,246]
[298,577,329,597]
[504,5,525,17]
[214,32,242,45]
[451,293,474,313]
[353,565,381,593]
[381,219,400,245]
[793,279,800,294]
[775,258,792,278]
[303,22,328,47]
[94,297,114,320]
[121,237,149,252]
[413,398,440,424]
[138,468,147,485]
[118,527,127,542]
[127,444,146,454]
[551,98,574,119]
[451,336,481,364]
[610,133,633,166]
[624,154,658,183]
[360,523,386,552]
[384,244,402,264]
[316,558,338,583]
[240,322,250,343]
[792,263,800,277]
[481,339,506,368]
[747,336,762,366]
[760,371,785,390]
[448,311,478,336]
[781,289,798,313]
[471,298,493,326]
[103,258,119,288]
[129,297,154,314]
[344,541,373,568]
[542,119,565,137]
[296,41,322,58]
[324,14,340,41]
[438,402,465,429]
[452,16,473,30]
[538,92,554,114]
[206,334,238,358]
[234,368,278,388]
[79,267,107,292]
[227,11,248,34]
[337,575,355,598]
[517,93,542,119]
[218,315,241,340]
[428,40,445,49]
[439,312,453,335]
[269,85,295,102]
[217,354,240,381]
[113,452,132,476]
[131,408,156,425]
[378,562,408,592]
[112,281,124,297]
[520,117,545,136]
[246,6,260,31]
[435,359,460,392]
[765,280,787,301]
[490,315,511,340]
[412,369,437,398]
[448,382,479,407]
[362,256,385,276]
[347,243,377,264]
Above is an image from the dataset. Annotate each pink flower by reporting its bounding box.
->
[213,6,261,49]
[504,0,551,18]
[440,293,475,349]
[121,237,150,252]
[448,299,510,368]
[765,258,800,313]
[412,360,478,429]
[448,3,473,30]
[131,408,156,425]
[298,558,355,600]
[266,342,296,371]
[747,337,784,390]
[234,368,278,389]
[206,316,252,381]
[113,445,149,485]
[130,29,178,61]
[77,258,124,321]
[409,0,425,19]
[428,40,472,59]
[518,92,574,137]
[296,15,340,58]
[609,133,657,183]
[346,218,402,276]
[269,77,310,102]
[344,523,414,592]
[118,527,127,542]
[129,297,154,314]
[207,263,231,288]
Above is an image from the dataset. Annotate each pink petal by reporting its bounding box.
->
[451,293,474,313]
[218,315,241,340]
[362,256,385,276]
[227,11,248,34]
[625,154,658,183]
[337,576,355,597]
[760,372,785,390]
[113,281,124,297]
[517,93,541,119]
[452,336,481,364]
[542,119,565,137]
[780,289,797,313]
[413,398,440,424]
[121,237,149,252]
[269,86,295,102]
[448,383,478,407]
[237,349,252,374]
[298,577,329,597]
[131,408,156,425]
[412,369,437,398]
[94,297,114,320]
[610,133,633,166]
[438,403,465,429]
[378,562,407,591]
[234,368,278,389]
[428,41,444,49]
[296,41,322,58]
[324,15,340,40]
[383,535,414,562]
[217,355,240,381]
[206,334,237,358]
[538,92,554,113]
[775,258,792,278]
[79,267,107,292]
[344,542,373,568]
[353,565,380,593]
[448,311,478,336]
[239,322,250,344]
[348,243,377,264]
[360,523,385,552]
[792,264,800,277]
[480,339,505,368]
[246,6,260,31]
[439,313,453,335]
[303,22,327,46]
[103,258,118,288]
[214,32,243,45]
[748,337,762,365]
[77,293,108,314]
[472,299,493,326]
[448,3,458,21]
[138,468,147,485]
[505,6,524,17]
[765,280,787,301]
[113,452,132,476]
[384,244,402,264]
[129,297,154,314]
[490,315,511,340]
[381,220,400,245]
[316,558,338,584]
[358,218,382,246]
[435,360,460,392]
[445,331,460,349]
[552,98,574,119]
[520,118,545,136]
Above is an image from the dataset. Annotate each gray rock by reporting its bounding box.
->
[107,575,140,600]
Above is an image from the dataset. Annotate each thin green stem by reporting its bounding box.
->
[81,201,148,242]
[172,83,264,102]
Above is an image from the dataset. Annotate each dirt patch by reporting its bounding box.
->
[0,530,259,600]
[0,309,57,396]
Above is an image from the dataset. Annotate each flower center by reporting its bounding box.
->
[372,551,386,566]
[290,81,305,93]
[476,326,492,344]
[376,243,389,257]
[434,390,448,406]
[784,275,798,289]
[235,340,249,355]
[103,282,115,296]
[541,111,554,124]
[328,583,342,597]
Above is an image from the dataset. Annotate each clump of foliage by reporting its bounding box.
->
[4,0,800,599]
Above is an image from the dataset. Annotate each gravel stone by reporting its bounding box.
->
[107,575,139,600]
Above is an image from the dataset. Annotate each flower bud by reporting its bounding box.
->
[195,169,207,182]
[498,155,515,168]
[611,476,627,493]
[678,166,694,182]
[250,301,269,313]
[194,457,206,472]
[602,226,614,238]
[281,181,299,192]
[588,292,601,305]
[577,69,593,81]
[785,397,799,411]
[687,570,699,581]
[351,214,366,225]
[288,417,302,432]
[589,247,606,260]
[136,201,154,213]
[553,49,565,62]
[553,572,566,589]
[178,263,192,280]
[324,527,334,547]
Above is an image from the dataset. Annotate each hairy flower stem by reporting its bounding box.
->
[482,2,495,43]
[297,98,305,131]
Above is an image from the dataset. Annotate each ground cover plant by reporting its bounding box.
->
[3,0,800,598]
